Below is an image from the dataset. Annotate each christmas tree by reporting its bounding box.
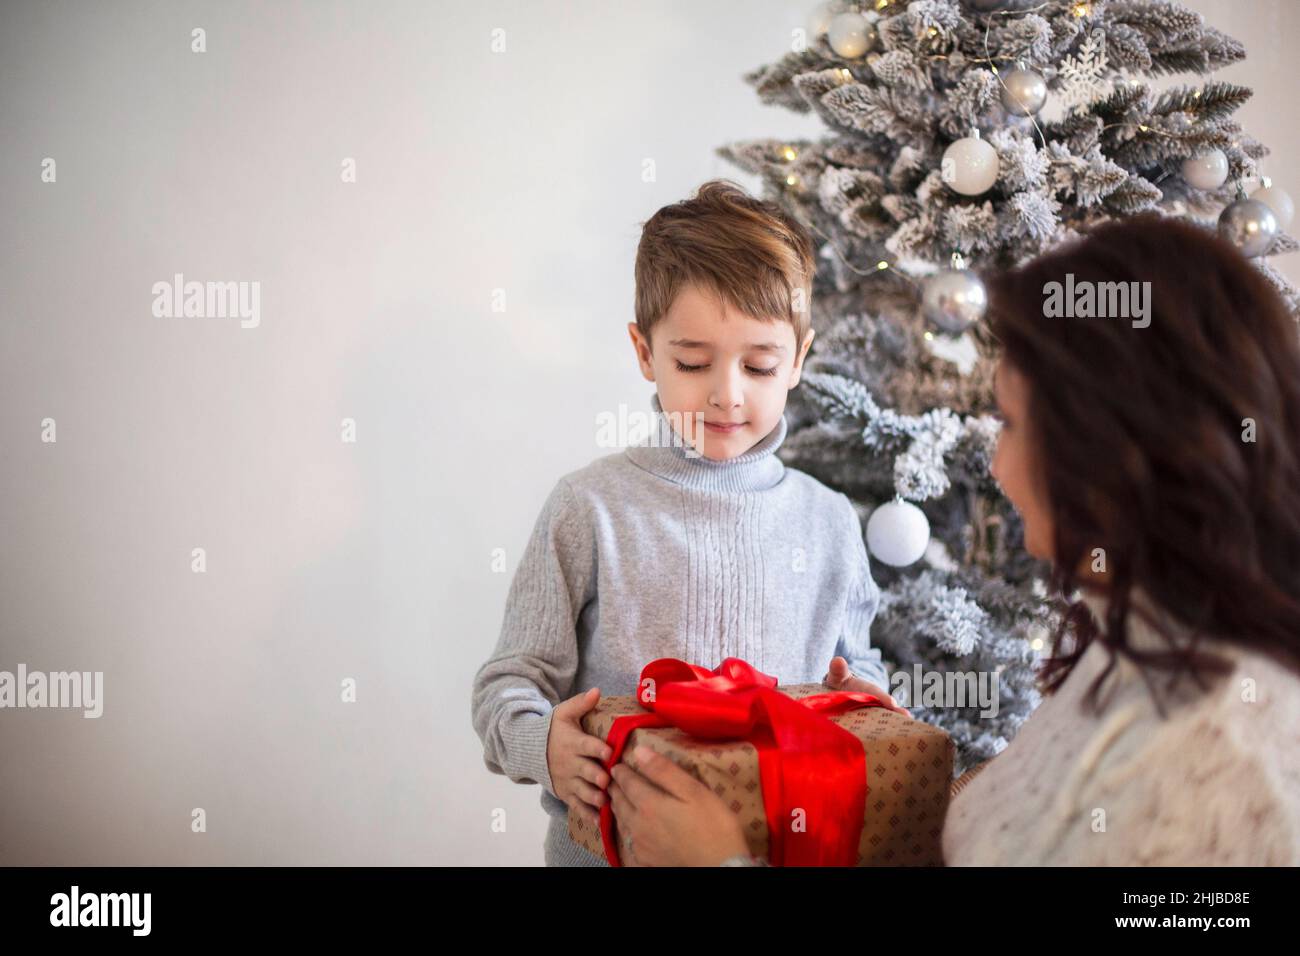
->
[717,0,1297,774]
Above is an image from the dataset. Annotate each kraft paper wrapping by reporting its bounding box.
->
[567,682,955,866]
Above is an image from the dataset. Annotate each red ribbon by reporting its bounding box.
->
[597,657,886,867]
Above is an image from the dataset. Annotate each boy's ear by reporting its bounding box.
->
[788,328,815,388]
[627,322,656,382]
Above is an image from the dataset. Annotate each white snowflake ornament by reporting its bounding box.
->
[1055,32,1111,115]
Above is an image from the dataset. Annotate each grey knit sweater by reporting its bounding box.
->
[470,392,887,866]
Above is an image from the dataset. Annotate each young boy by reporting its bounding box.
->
[470,179,904,867]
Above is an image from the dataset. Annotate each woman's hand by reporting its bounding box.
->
[608,745,751,866]
[824,656,912,717]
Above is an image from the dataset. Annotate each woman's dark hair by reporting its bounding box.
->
[986,213,1300,712]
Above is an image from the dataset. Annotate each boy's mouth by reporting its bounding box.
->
[703,420,747,434]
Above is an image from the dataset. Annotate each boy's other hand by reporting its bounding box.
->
[823,656,912,718]
[546,687,615,826]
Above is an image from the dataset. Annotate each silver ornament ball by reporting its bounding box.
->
[922,267,988,334]
[999,66,1047,116]
[1218,197,1278,258]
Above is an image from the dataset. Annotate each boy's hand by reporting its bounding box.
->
[823,656,912,718]
[546,687,615,826]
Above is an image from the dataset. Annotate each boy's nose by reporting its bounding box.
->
[709,368,744,409]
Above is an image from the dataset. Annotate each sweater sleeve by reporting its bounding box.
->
[470,478,596,799]
[834,495,889,691]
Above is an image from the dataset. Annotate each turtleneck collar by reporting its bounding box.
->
[624,392,787,493]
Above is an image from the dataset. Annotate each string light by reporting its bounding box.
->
[782,145,798,161]
[786,203,912,287]
[1100,120,1184,140]
[1072,1,1091,17]
[981,22,1049,149]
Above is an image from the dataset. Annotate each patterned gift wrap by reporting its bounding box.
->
[568,682,955,866]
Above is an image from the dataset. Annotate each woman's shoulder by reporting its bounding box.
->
[944,592,1300,865]
[1068,599,1300,864]
[1090,646,1300,864]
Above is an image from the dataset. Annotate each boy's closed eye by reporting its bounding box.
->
[674,359,780,377]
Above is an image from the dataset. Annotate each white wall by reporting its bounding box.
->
[0,0,1294,864]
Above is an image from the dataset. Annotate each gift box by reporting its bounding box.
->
[568,659,955,866]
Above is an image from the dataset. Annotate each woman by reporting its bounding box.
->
[607,214,1300,866]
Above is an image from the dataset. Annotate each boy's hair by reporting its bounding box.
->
[634,179,816,351]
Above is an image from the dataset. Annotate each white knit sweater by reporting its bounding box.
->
[942,586,1300,865]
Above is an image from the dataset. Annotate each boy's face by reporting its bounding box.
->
[627,282,814,462]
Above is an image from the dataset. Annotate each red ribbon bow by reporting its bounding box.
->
[597,657,887,867]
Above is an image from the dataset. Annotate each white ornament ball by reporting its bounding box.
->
[1251,182,1294,232]
[1217,197,1278,258]
[808,2,835,38]
[999,66,1047,116]
[827,11,875,59]
[941,134,999,196]
[1181,148,1229,190]
[866,500,931,568]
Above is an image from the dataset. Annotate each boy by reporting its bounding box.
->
[470,179,905,867]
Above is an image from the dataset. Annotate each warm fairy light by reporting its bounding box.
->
[924,331,934,340]
[1139,124,1149,131]
[875,0,891,9]
[786,174,799,186]
[1072,2,1091,16]
[839,68,852,81]
[782,145,797,161]
[1031,638,1044,651]
[927,27,938,37]
[876,260,889,270]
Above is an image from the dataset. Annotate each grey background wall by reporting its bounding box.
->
[1,0,1295,864]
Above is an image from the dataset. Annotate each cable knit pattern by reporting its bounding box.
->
[943,586,1300,865]
[471,391,887,866]
[681,486,767,668]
